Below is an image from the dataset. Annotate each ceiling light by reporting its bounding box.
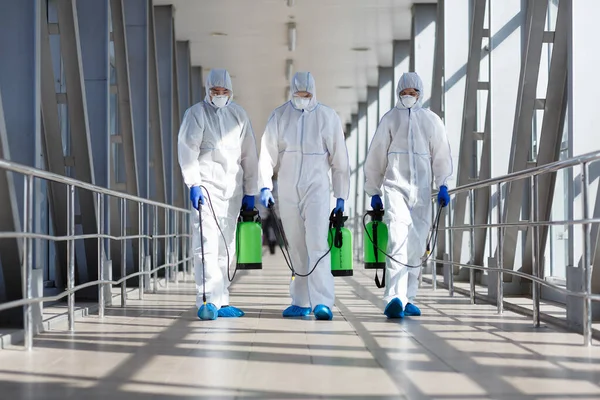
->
[287,0,295,7]
[337,85,353,89]
[287,22,296,52]
[286,59,294,81]
[351,46,370,52]
[211,32,227,37]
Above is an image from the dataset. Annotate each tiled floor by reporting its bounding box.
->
[1,253,599,399]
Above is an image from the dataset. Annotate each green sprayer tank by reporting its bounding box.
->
[364,207,388,269]
[236,208,262,270]
[329,211,353,277]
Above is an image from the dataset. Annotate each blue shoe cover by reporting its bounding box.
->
[218,305,245,318]
[313,305,333,321]
[283,305,311,317]
[197,303,218,320]
[404,303,421,316]
[384,298,404,319]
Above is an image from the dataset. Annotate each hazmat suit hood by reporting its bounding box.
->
[395,72,424,110]
[290,72,318,112]
[205,69,233,108]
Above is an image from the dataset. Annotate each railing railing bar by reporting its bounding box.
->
[0,257,193,312]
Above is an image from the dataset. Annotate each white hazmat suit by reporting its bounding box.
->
[259,72,350,310]
[364,72,452,307]
[178,69,259,309]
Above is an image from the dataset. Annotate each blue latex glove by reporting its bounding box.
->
[334,198,344,213]
[190,186,204,210]
[260,188,275,208]
[371,195,383,210]
[242,195,254,211]
[438,185,450,207]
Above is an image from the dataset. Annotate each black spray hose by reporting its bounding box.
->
[198,204,207,305]
[363,204,444,288]
[198,185,237,283]
[268,201,335,280]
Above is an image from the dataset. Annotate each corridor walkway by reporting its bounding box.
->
[1,253,599,400]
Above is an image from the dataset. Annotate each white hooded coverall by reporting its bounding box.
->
[364,72,453,306]
[259,72,351,310]
[178,69,259,309]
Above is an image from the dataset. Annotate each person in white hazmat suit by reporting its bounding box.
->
[364,72,452,319]
[259,72,350,321]
[178,69,259,321]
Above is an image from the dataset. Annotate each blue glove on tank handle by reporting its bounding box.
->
[438,185,450,207]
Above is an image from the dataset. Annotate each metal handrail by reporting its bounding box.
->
[0,256,193,313]
[0,157,194,352]
[446,150,600,195]
[0,158,190,213]
[0,232,191,241]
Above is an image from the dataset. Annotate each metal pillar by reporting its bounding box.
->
[430,0,445,119]
[111,0,141,287]
[501,0,549,275]
[447,0,489,276]
[177,41,192,120]
[350,113,360,260]
[171,29,184,210]
[124,0,149,285]
[191,66,203,104]
[0,0,40,325]
[377,67,393,119]
[124,0,149,200]
[0,81,23,326]
[56,0,99,290]
[77,0,110,299]
[148,1,166,267]
[392,40,410,106]
[410,3,437,106]
[357,102,368,215]
[366,86,378,143]
[154,5,174,206]
[525,0,569,278]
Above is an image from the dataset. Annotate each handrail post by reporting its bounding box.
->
[121,198,127,307]
[531,175,540,328]
[174,212,179,284]
[23,175,34,350]
[581,162,592,346]
[165,208,170,288]
[153,205,158,294]
[448,196,454,297]
[97,192,105,318]
[187,213,192,280]
[138,202,144,300]
[469,189,476,304]
[183,212,188,283]
[432,201,437,291]
[496,182,504,315]
[67,184,75,331]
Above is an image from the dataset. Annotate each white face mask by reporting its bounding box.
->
[211,95,229,108]
[400,95,417,108]
[292,96,311,110]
